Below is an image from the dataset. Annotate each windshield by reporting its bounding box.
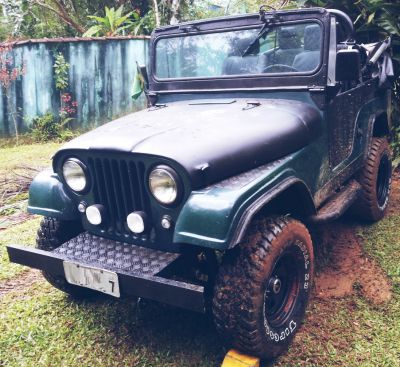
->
[155,22,322,79]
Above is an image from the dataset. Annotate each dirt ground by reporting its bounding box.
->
[311,174,399,306]
[0,269,41,297]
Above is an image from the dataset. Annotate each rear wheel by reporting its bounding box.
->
[36,217,95,298]
[212,217,314,359]
[352,137,392,222]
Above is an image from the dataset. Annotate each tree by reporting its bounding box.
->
[30,0,86,33]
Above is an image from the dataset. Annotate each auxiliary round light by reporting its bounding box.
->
[161,215,172,230]
[127,212,146,234]
[62,158,87,192]
[149,166,178,205]
[86,205,103,225]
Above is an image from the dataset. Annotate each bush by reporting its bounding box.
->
[31,113,74,142]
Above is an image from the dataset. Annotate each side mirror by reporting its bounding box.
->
[335,49,361,82]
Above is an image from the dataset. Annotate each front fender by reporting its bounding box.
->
[28,170,79,220]
[173,154,315,250]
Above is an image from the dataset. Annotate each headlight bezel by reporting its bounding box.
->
[148,165,181,206]
[62,157,89,193]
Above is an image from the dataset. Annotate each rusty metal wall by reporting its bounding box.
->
[0,37,149,137]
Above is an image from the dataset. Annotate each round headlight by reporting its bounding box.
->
[62,159,87,192]
[149,166,178,205]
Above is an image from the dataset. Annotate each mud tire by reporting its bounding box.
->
[36,217,94,298]
[212,217,314,359]
[352,137,392,222]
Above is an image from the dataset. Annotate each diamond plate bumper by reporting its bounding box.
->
[7,232,205,313]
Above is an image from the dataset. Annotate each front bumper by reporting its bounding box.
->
[7,233,205,313]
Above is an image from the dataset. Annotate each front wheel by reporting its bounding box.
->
[212,217,314,359]
[36,217,95,298]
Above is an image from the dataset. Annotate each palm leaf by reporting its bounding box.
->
[115,13,133,28]
[377,18,400,36]
[115,5,124,19]
[83,25,103,37]
[87,15,108,25]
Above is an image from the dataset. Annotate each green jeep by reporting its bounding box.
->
[8,7,394,360]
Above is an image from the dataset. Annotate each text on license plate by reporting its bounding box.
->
[63,261,120,297]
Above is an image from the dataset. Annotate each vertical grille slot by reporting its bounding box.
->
[118,160,131,217]
[128,161,143,211]
[86,155,149,236]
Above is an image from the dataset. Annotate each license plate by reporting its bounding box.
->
[63,261,120,297]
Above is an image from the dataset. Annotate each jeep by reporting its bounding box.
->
[8,7,393,359]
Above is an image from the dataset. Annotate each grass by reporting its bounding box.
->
[0,142,59,173]
[0,142,59,280]
[0,218,40,281]
[1,216,398,367]
[0,143,399,367]
[0,281,223,367]
[0,142,60,208]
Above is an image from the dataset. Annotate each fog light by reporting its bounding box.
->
[127,212,147,234]
[78,201,87,213]
[86,205,103,225]
[161,215,172,230]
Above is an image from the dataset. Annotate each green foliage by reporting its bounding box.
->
[31,113,59,142]
[53,52,69,91]
[0,17,12,41]
[132,9,156,36]
[30,112,74,142]
[83,5,139,37]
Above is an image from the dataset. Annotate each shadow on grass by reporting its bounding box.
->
[67,293,225,366]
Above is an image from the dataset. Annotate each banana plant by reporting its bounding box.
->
[83,6,140,37]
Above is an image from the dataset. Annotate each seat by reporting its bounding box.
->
[292,24,322,72]
[273,27,302,66]
[222,37,267,75]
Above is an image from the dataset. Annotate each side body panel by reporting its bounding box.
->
[174,141,323,249]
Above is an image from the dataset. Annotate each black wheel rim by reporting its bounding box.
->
[263,246,302,328]
[376,154,391,208]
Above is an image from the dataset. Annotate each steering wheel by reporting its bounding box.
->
[263,64,298,73]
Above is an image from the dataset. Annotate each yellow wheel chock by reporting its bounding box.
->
[221,349,260,367]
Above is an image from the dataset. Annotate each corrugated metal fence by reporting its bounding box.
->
[0,36,149,137]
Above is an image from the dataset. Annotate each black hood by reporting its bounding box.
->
[57,99,322,187]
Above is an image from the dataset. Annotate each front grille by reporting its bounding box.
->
[87,157,150,235]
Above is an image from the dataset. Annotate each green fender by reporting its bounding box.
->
[27,170,79,220]
[173,154,315,250]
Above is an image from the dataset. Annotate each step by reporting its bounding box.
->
[7,232,205,313]
[54,232,180,277]
[309,180,362,223]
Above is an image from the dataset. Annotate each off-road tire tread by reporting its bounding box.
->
[212,217,313,359]
[36,217,93,297]
[353,137,391,222]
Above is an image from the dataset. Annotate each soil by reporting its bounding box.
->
[313,222,392,305]
[0,269,42,298]
[311,175,400,305]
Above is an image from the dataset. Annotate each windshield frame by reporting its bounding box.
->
[149,8,331,93]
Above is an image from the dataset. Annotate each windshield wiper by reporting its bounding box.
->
[241,8,279,57]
